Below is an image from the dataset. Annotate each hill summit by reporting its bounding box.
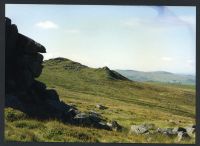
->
[43,57,129,81]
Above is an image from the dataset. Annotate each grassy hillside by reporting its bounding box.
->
[115,70,195,85]
[5,57,196,143]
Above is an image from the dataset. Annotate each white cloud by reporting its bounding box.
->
[161,57,173,61]
[36,21,58,29]
[65,29,80,34]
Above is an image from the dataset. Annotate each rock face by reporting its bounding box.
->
[5,17,115,131]
[5,17,71,120]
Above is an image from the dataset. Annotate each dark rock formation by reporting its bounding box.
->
[5,17,113,131]
[5,17,74,120]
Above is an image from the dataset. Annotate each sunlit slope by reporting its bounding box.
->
[5,57,195,143]
[38,57,195,119]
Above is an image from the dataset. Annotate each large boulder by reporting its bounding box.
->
[73,112,111,130]
[130,124,150,135]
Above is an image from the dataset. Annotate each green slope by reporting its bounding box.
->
[5,57,196,143]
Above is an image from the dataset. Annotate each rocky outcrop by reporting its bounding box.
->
[129,123,195,142]
[5,17,77,121]
[5,17,118,131]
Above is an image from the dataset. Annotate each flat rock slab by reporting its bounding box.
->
[130,125,149,134]
[73,112,111,130]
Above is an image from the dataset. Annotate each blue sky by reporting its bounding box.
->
[6,5,196,75]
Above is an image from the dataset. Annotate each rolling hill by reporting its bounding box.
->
[5,57,195,143]
[115,70,195,85]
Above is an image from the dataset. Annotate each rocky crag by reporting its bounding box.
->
[5,17,118,130]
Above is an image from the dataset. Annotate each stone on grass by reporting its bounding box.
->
[73,112,111,130]
[186,125,196,137]
[172,127,187,133]
[157,128,177,137]
[107,121,122,131]
[177,131,190,142]
[130,124,149,135]
[96,104,108,110]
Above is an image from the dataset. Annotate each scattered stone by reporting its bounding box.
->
[130,124,149,134]
[186,125,196,137]
[172,127,187,133]
[73,112,111,130]
[130,123,155,135]
[157,128,177,137]
[107,121,122,131]
[96,104,108,110]
[177,131,190,142]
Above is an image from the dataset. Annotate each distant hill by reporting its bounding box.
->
[115,70,195,85]
[44,57,129,81]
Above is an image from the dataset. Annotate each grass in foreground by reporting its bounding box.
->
[4,58,196,143]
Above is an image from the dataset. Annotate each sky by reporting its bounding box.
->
[6,5,196,75]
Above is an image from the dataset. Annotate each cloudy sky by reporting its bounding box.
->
[6,5,196,75]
